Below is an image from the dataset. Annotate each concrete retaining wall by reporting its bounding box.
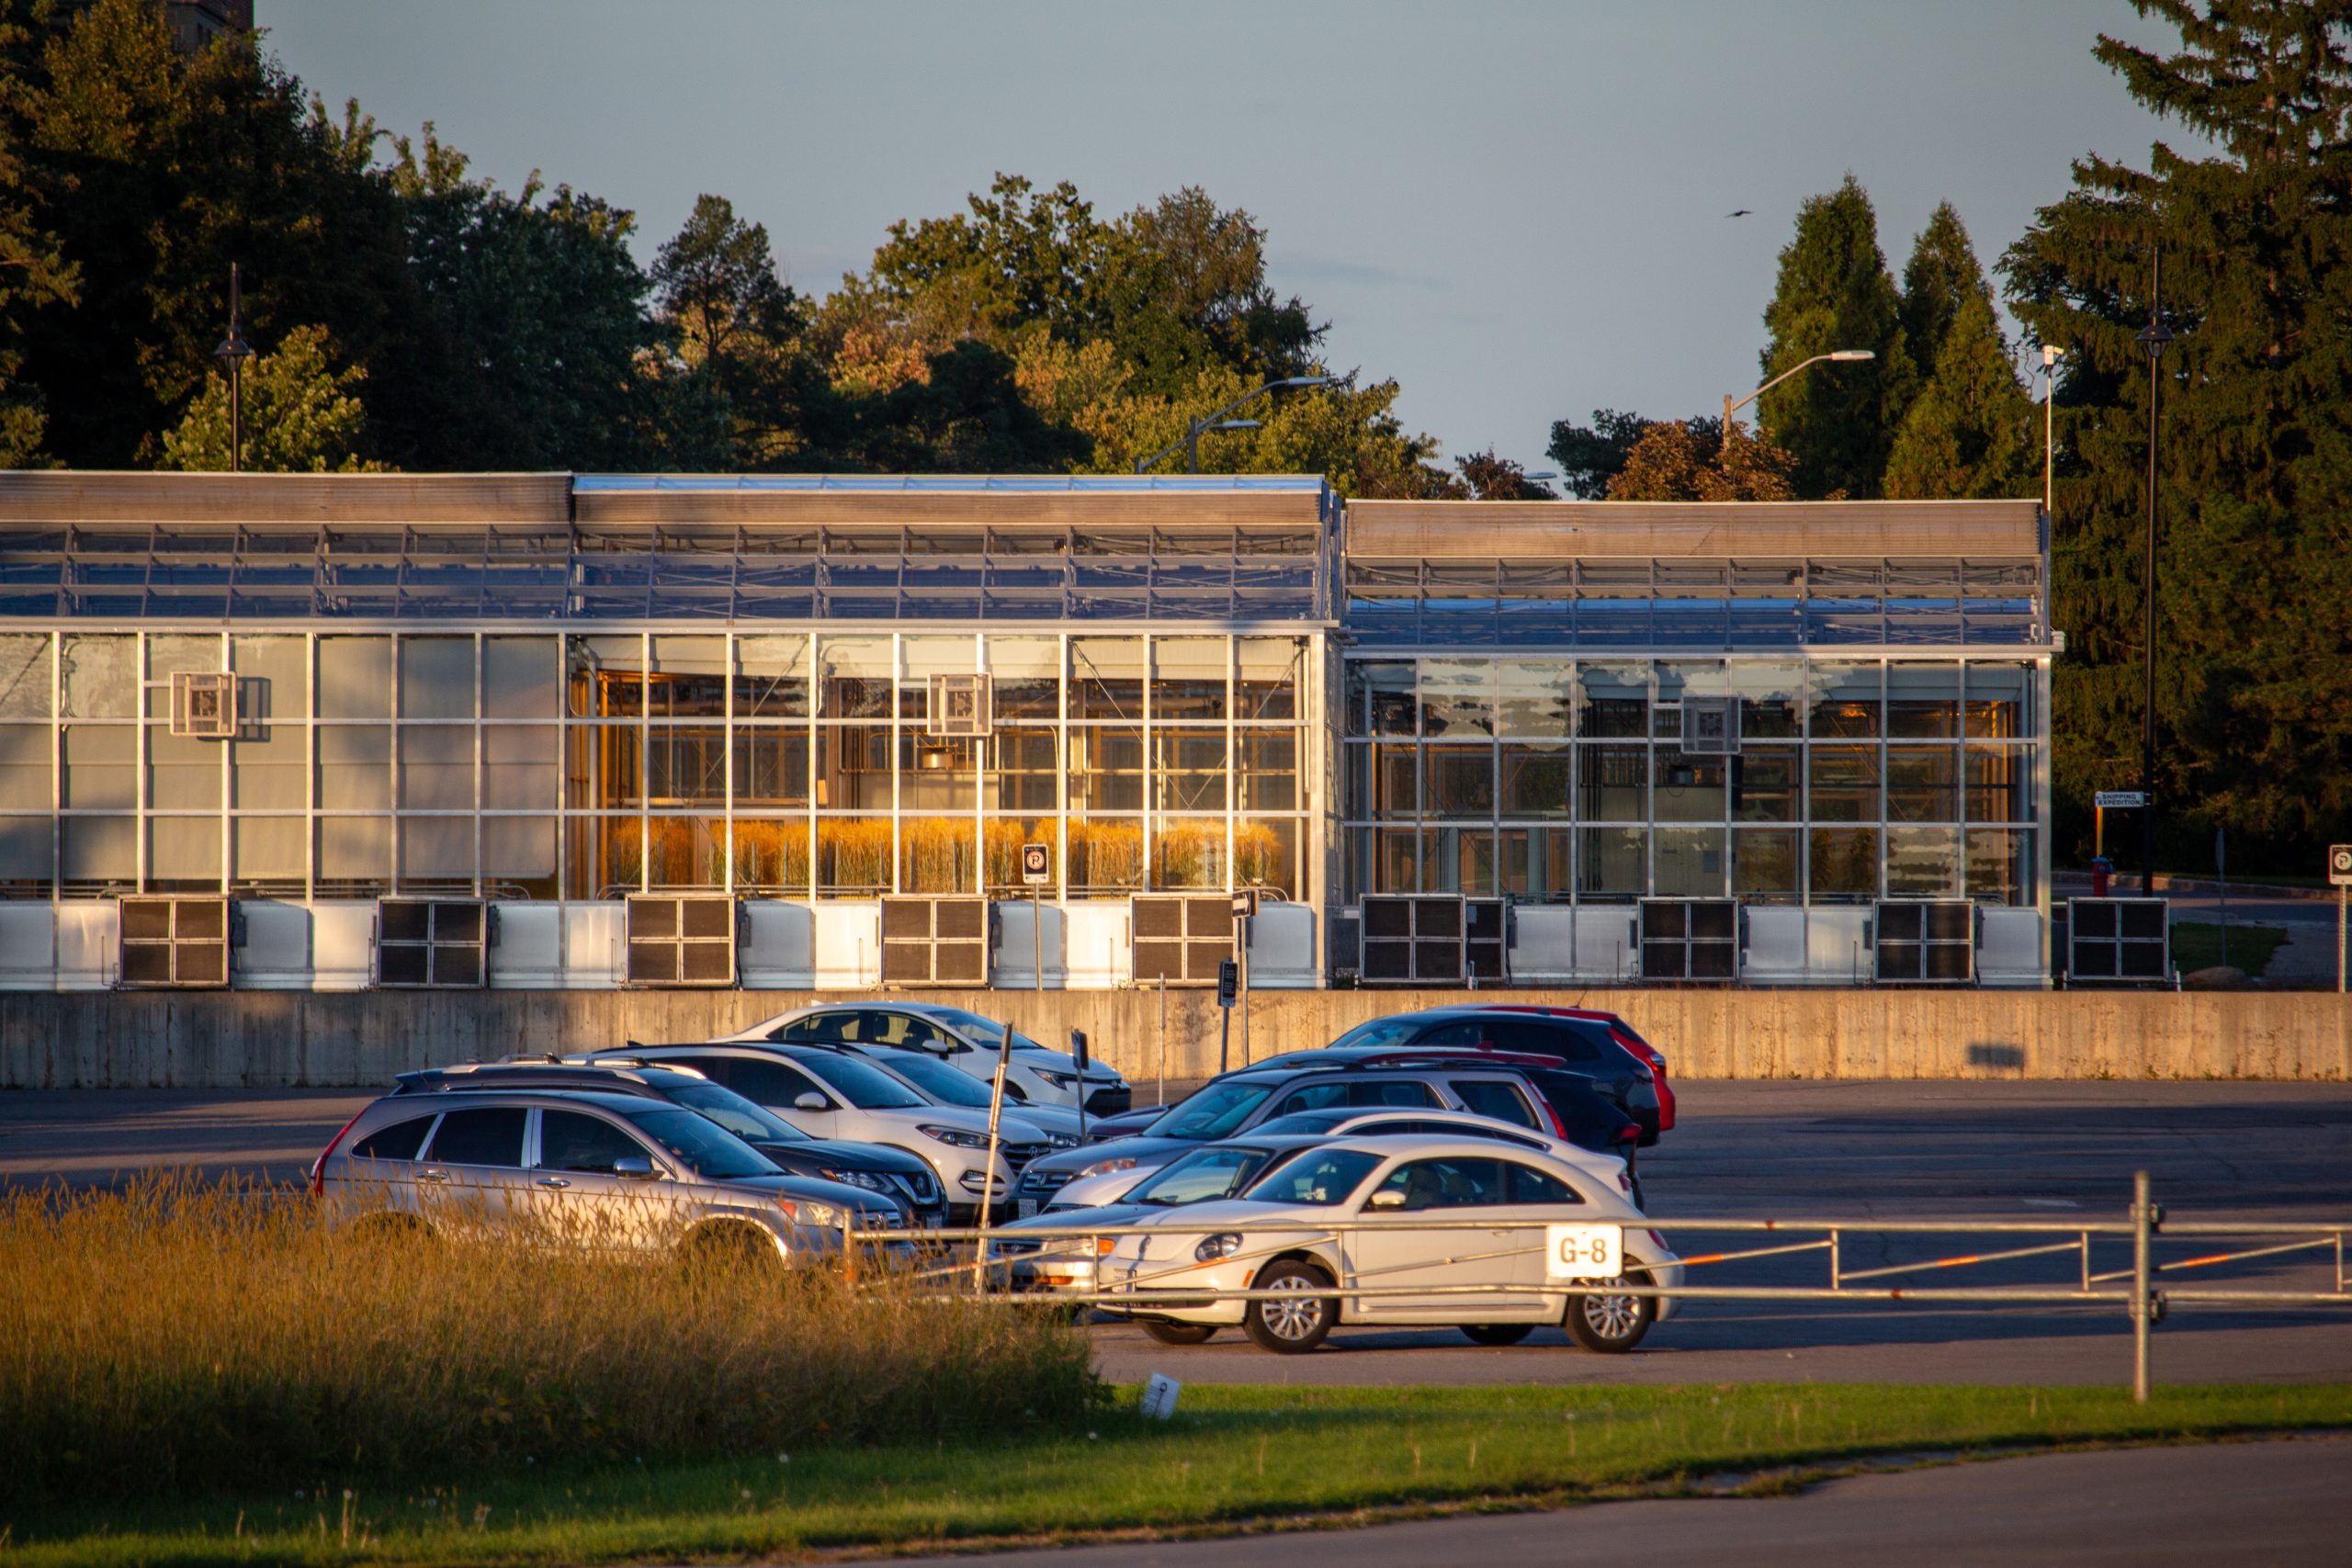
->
[3,988,2347,1089]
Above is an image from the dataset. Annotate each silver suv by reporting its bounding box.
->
[311,1088,904,1266]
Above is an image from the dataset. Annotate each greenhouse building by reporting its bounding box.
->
[0,471,2052,992]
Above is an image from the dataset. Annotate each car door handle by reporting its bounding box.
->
[416,1168,449,1184]
[536,1177,570,1190]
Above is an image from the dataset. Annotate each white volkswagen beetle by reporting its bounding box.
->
[1098,1135,1681,1354]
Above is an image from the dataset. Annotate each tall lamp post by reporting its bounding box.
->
[1722,348,1875,438]
[1135,374,1334,474]
[2136,268,2174,897]
[212,263,254,474]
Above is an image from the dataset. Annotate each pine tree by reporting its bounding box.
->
[2002,0,2352,861]
[1756,174,1917,499]
[1885,275,2033,499]
[1898,201,1982,386]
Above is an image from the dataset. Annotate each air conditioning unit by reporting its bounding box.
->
[927,672,993,738]
[1679,695,1740,757]
[170,671,238,739]
[880,896,989,985]
[118,896,232,989]
[376,897,490,988]
[625,896,737,987]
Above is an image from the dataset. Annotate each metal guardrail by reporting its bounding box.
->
[839,1172,2352,1403]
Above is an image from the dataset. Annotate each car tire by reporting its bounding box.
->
[684,1223,781,1275]
[1138,1319,1217,1346]
[1563,1269,1655,1353]
[1460,1324,1534,1347]
[1243,1259,1337,1354]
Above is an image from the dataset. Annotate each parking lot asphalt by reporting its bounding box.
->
[6,1077,2349,1386]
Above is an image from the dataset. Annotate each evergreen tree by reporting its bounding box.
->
[1884,289,2033,500]
[1756,174,1917,498]
[2003,0,2352,860]
[159,321,384,471]
[1897,201,1982,386]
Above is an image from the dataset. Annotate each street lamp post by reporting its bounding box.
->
[1722,349,1874,439]
[2136,262,2175,897]
[212,263,254,474]
[2041,344,2065,518]
[1135,375,1335,474]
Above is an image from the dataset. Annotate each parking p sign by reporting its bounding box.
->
[1021,841,1051,886]
[1544,1223,1623,1280]
[2331,844,2352,887]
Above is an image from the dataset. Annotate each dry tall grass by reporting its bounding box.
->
[0,1173,1097,1506]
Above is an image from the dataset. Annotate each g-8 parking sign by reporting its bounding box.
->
[1544,1224,1623,1280]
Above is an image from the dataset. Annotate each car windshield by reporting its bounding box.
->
[660,1079,811,1144]
[867,1051,992,1108]
[625,1109,780,1180]
[1242,1147,1384,1207]
[788,1053,927,1110]
[930,1010,1047,1055]
[1327,1016,1429,1052]
[1128,1145,1286,1207]
[1148,1080,1275,1140]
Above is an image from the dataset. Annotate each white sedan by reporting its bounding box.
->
[714,1003,1130,1114]
[1099,1136,1681,1355]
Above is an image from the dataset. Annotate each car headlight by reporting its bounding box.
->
[919,1124,992,1149]
[1194,1232,1243,1262]
[1034,1069,1077,1090]
[1045,1131,1080,1149]
[821,1168,888,1190]
[1077,1156,1138,1180]
[778,1197,842,1228]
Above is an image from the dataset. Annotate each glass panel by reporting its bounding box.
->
[1732,747,1800,822]
[1886,745,1959,822]
[817,636,893,719]
[399,725,474,810]
[0,815,52,893]
[1577,662,1647,738]
[1360,660,1417,736]
[1423,744,1494,819]
[148,817,221,891]
[1369,826,1429,893]
[481,816,558,899]
[1437,828,1497,895]
[1236,638,1301,720]
[147,634,220,686]
[1066,817,1144,894]
[986,726,1057,812]
[1235,728,1296,812]
[230,636,303,716]
[1235,818,1300,897]
[1349,742,1416,819]
[230,726,304,810]
[1152,637,1228,721]
[898,732,978,812]
[1726,660,1804,737]
[567,816,641,898]
[731,818,810,896]
[569,723,643,811]
[1070,637,1144,720]
[735,634,811,719]
[483,725,558,811]
[1496,661,1574,738]
[648,816,726,888]
[1966,744,2029,822]
[568,636,643,721]
[1419,659,1496,739]
[1577,826,1645,897]
[482,637,560,719]
[1155,729,1227,812]
[1733,827,1801,899]
[1810,661,1882,738]
[0,634,50,717]
[1886,663,1961,738]
[0,725,47,808]
[1808,827,1881,899]
[317,637,391,719]
[646,725,727,807]
[1070,726,1141,811]
[735,727,811,808]
[1966,828,2033,904]
[1655,826,1725,897]
[1577,744,1645,821]
[1151,819,1227,888]
[1499,743,1572,819]
[314,817,390,895]
[146,725,220,810]
[1654,749,1727,822]
[1808,744,1879,823]
[316,725,390,810]
[1965,661,2033,739]
[645,636,727,717]
[231,817,304,890]
[813,725,889,812]
[899,636,978,721]
[398,637,475,719]
[987,637,1060,719]
[60,816,135,893]
[1885,826,1963,897]
[815,817,892,895]
[398,817,474,889]
[62,725,134,808]
[61,635,136,718]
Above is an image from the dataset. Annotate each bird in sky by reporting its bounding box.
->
[1727,209,1752,218]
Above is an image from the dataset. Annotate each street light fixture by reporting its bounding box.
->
[211,263,254,475]
[1135,375,1335,474]
[1722,349,1874,439]
[2136,266,2175,898]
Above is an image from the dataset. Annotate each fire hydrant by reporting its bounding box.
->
[2090,854,2113,897]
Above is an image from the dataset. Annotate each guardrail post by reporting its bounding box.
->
[1828,1228,1840,1290]
[841,1207,857,1286]
[2131,1169,2154,1403]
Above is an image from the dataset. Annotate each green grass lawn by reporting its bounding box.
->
[9,1382,2349,1568]
[2170,920,2290,977]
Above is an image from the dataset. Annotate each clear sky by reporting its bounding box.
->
[265,1,2189,478]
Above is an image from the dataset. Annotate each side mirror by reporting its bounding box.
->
[613,1155,659,1180]
[1367,1189,1407,1211]
[794,1091,831,1112]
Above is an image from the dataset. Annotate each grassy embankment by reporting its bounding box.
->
[2168,920,2290,977]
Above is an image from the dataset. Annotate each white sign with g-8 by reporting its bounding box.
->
[1544,1224,1623,1280]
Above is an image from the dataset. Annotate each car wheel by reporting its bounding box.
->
[1460,1323,1533,1347]
[1138,1319,1217,1346]
[1243,1259,1336,1354]
[684,1223,781,1275]
[1564,1270,1655,1353]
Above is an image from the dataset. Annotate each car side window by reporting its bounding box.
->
[1503,1162,1580,1205]
[423,1107,526,1168]
[1411,1021,1488,1048]
[1373,1156,1503,1212]
[351,1114,435,1161]
[664,1054,740,1088]
[1547,1021,1612,1064]
[726,1059,824,1106]
[885,1013,954,1049]
[537,1110,650,1175]
[1448,1078,1542,1129]
[780,1012,857,1044]
[1271,1082,1350,1116]
[1348,1078,1442,1108]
